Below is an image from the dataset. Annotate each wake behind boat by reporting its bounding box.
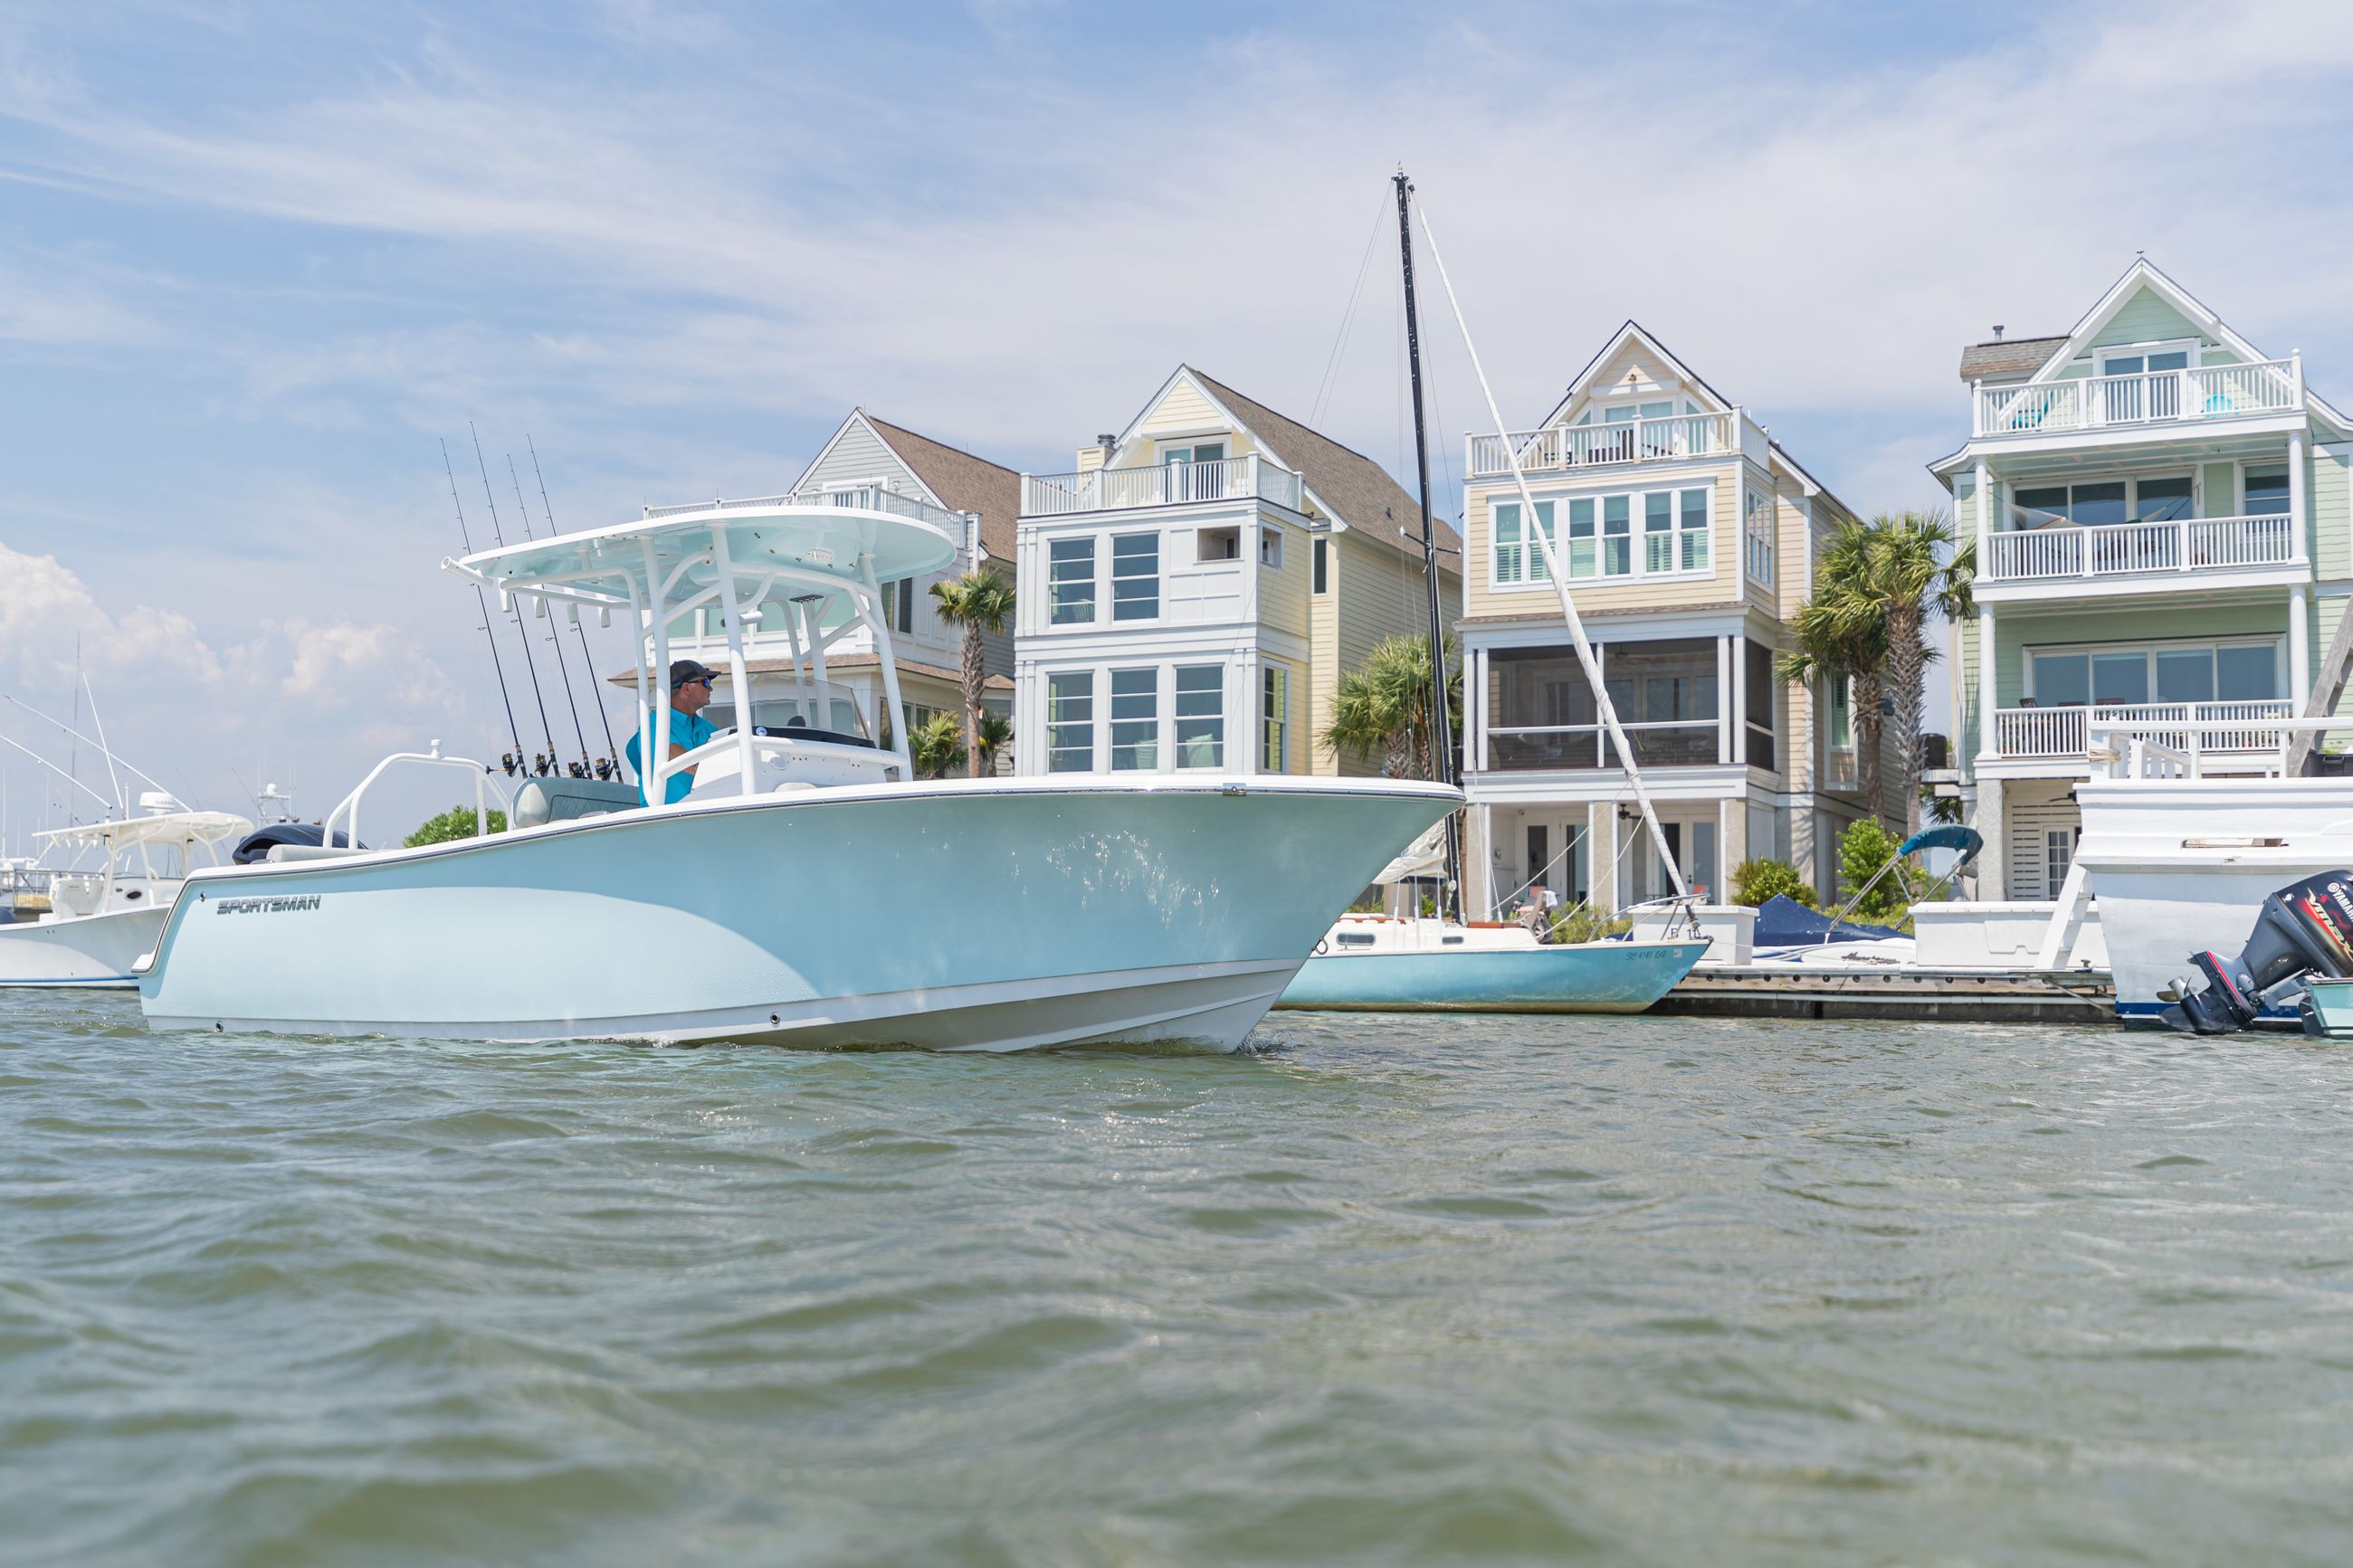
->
[135,496,1456,1050]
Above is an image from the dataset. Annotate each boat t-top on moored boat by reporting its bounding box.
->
[134,493,1458,1050]
[0,796,252,988]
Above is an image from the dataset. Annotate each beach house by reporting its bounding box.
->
[1932,260,2353,898]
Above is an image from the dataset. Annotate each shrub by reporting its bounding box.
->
[1835,819,1910,922]
[405,804,509,847]
[1731,857,1816,909]
[1550,905,1634,944]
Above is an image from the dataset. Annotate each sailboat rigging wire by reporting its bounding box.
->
[472,423,559,772]
[1413,201,1689,902]
[443,438,526,767]
[527,437,622,769]
[1310,193,1391,432]
[508,453,593,771]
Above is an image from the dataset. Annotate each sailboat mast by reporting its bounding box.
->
[1394,170,1464,920]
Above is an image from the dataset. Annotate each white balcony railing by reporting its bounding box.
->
[1021,455,1303,517]
[1465,412,1737,479]
[1980,514,2298,582]
[1975,357,2300,437]
[1995,699,2295,760]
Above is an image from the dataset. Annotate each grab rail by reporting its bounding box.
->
[322,741,512,855]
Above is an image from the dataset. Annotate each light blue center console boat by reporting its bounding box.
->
[135,498,1457,1051]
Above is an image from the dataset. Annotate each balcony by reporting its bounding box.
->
[1465,411,1741,479]
[1980,513,2299,584]
[1974,358,2300,438]
[1021,455,1302,518]
[1993,700,2295,762]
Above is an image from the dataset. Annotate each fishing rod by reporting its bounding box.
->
[0,733,114,813]
[507,452,594,777]
[529,435,623,781]
[5,694,171,804]
[470,423,560,776]
[443,438,529,777]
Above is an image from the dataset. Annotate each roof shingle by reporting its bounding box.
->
[1188,369,1462,565]
[1958,336,2068,382]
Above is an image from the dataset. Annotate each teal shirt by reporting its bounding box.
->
[624,708,719,804]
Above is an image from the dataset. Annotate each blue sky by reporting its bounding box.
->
[4,0,2351,840]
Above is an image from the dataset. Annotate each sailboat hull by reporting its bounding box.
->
[138,777,1457,1051]
[1277,939,1708,1013]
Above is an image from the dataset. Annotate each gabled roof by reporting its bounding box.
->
[1958,336,2068,382]
[791,408,1020,566]
[1536,320,1734,430]
[1119,366,1460,564]
[1948,257,2349,438]
[864,415,1020,565]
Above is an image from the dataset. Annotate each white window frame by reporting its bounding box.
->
[1258,522,1284,570]
[1744,486,1775,587]
[2010,473,2199,526]
[1046,670,1096,773]
[1110,530,1159,622]
[1262,664,1289,773]
[2023,634,2286,707]
[1047,536,1097,625]
[1173,663,1225,770]
[2095,337,2199,377]
[1108,666,1159,770]
[1491,486,1710,591]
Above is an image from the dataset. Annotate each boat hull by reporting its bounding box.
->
[0,907,166,988]
[138,778,1456,1051]
[1275,940,1708,1013]
[2072,776,2353,1025]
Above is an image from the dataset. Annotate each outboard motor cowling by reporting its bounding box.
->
[2168,870,2353,1034]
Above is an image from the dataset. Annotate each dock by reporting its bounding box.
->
[1654,966,2116,1025]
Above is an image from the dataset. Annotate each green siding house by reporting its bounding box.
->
[1929,259,2353,900]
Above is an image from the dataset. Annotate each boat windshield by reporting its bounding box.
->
[702,681,873,747]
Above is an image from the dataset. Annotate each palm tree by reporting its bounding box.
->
[929,565,1016,779]
[1320,634,1462,780]
[910,712,967,780]
[1784,512,1975,835]
[973,710,1012,775]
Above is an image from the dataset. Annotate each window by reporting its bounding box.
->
[1485,640,1720,770]
[1829,676,1853,749]
[1262,665,1289,771]
[1048,537,1095,624]
[1047,672,1094,772]
[1164,441,1226,502]
[2247,471,2291,516]
[1111,533,1158,621]
[2028,641,2282,708]
[1110,668,1157,769]
[1196,525,1240,562]
[1603,495,1632,576]
[1566,498,1596,578]
[1744,488,1775,585]
[1492,499,1556,584]
[2014,477,2190,527]
[1644,491,1674,573]
[1679,489,1709,571]
[1258,525,1284,569]
[1311,537,1329,594]
[1175,665,1224,768]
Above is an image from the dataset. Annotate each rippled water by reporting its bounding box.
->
[7,993,2353,1565]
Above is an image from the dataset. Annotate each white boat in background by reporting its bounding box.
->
[136,496,1457,1050]
[0,796,251,988]
[2051,717,2353,1024]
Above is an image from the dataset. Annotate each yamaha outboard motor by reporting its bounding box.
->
[2168,870,2353,1033]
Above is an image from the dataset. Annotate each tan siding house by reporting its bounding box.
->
[1457,322,1865,913]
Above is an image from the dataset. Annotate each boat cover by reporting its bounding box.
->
[1897,824,1982,862]
[231,824,366,864]
[1751,893,1906,947]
